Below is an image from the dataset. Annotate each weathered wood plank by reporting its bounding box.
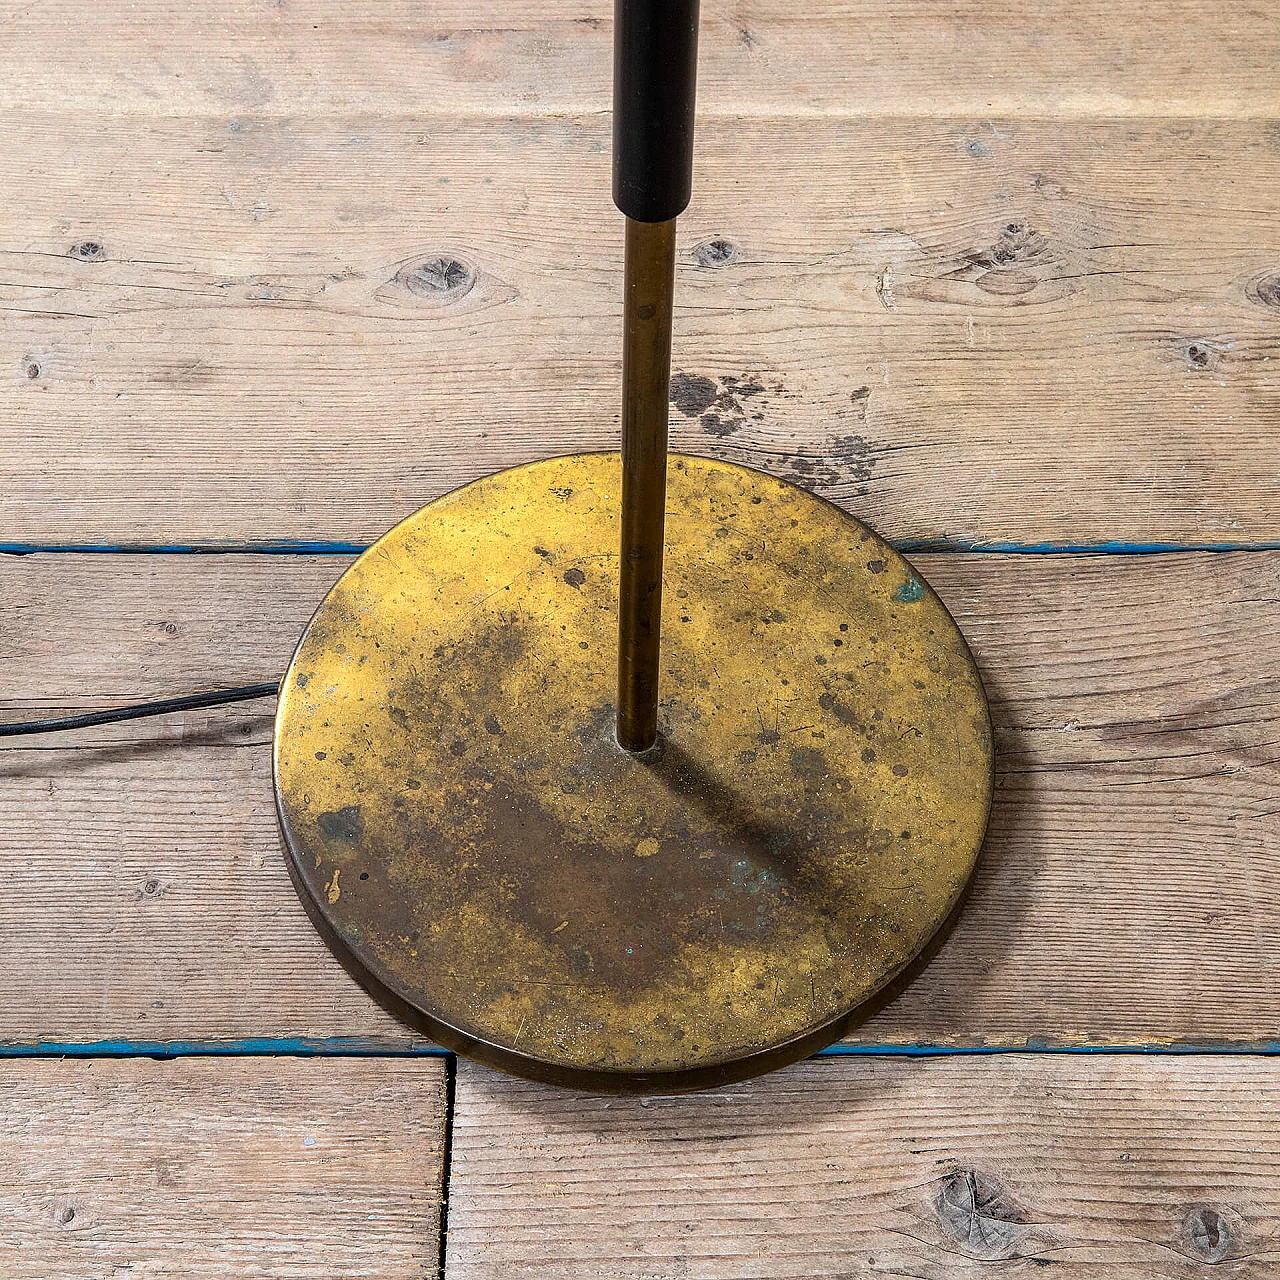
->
[0,1,1275,117]
[0,1056,447,1278]
[3,113,1279,546]
[1,550,1277,1047]
[443,1054,1280,1278]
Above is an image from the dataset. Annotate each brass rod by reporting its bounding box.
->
[617,216,677,752]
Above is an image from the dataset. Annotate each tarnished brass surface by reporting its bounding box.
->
[274,453,993,1092]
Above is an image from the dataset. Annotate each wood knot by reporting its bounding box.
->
[57,1206,76,1226]
[1183,1205,1236,1263]
[1185,340,1221,371]
[24,359,41,380]
[974,222,1051,270]
[139,878,165,899]
[693,238,741,268]
[396,256,474,300]
[934,1169,1031,1260]
[1246,271,1280,309]
[69,240,105,262]
[939,222,1057,299]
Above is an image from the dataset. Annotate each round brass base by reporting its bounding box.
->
[274,453,993,1092]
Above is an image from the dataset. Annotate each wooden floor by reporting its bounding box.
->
[1,2,1278,1275]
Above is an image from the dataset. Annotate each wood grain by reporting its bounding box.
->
[1,549,1277,1048]
[444,1054,1280,1278]
[0,0,1275,117]
[3,113,1278,546]
[2,0,1274,1266]
[0,1055,447,1279]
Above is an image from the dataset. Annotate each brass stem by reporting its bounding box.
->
[617,216,677,752]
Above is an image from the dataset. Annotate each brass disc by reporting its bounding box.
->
[274,453,992,1092]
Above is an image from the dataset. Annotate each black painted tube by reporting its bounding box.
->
[613,0,701,223]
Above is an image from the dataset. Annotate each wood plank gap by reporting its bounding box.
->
[0,542,371,557]
[5,108,1280,124]
[0,1037,450,1058]
[3,1041,1278,1059]
[10,540,1280,558]
[823,1041,1280,1057]
[437,1055,459,1280]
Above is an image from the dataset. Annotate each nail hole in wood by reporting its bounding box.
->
[693,239,741,268]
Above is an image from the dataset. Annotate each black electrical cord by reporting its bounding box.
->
[0,683,280,737]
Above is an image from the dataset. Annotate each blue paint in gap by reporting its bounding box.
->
[0,540,370,557]
[900,538,1280,556]
[0,1037,449,1059]
[818,1040,1280,1057]
[1,1038,1277,1060]
[5,539,1280,558]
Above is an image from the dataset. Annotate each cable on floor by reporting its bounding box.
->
[0,683,281,737]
